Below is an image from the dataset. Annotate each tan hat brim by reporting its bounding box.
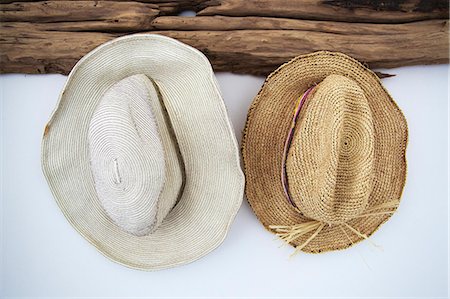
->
[42,34,244,270]
[242,51,408,253]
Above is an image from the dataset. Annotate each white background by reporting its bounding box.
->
[0,64,448,298]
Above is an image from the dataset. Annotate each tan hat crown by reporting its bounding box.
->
[287,75,375,225]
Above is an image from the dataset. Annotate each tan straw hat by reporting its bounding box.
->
[42,34,244,270]
[242,51,408,254]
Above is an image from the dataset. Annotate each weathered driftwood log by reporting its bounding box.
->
[0,0,448,76]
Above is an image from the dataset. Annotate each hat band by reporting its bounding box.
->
[281,85,316,208]
[270,199,400,255]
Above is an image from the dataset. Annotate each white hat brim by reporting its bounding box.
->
[41,34,244,270]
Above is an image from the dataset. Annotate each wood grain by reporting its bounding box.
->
[0,0,448,76]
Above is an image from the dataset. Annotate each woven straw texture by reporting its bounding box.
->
[42,34,244,270]
[242,51,408,253]
[88,74,183,236]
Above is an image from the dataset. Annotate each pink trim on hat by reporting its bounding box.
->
[281,85,316,208]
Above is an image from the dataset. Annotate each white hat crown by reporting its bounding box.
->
[88,74,181,236]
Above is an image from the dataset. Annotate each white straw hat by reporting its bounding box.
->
[41,34,244,270]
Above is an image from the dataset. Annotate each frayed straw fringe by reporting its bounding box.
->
[339,225,373,269]
[269,200,399,255]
